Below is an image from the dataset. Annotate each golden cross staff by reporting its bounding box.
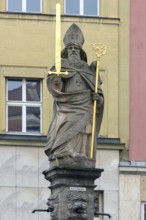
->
[48,3,68,76]
[90,43,106,159]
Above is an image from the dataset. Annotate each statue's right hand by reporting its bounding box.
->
[52,75,63,91]
[54,76,62,85]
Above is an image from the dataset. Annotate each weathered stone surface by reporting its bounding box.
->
[120,201,140,220]
[0,187,16,220]
[49,157,96,169]
[120,174,140,201]
[43,158,103,220]
[95,149,119,191]
[39,147,50,188]
[0,146,16,186]
[45,23,104,161]
[16,147,39,187]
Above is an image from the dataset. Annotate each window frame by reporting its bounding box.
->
[6,78,42,135]
[64,0,100,17]
[6,0,42,14]
[141,203,146,220]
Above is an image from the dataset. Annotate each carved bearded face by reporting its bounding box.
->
[67,45,80,59]
[67,45,82,67]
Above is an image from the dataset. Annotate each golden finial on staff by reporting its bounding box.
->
[90,43,106,159]
[92,43,106,60]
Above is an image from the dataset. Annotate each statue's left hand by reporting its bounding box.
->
[92,93,104,106]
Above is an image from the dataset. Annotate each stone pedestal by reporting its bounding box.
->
[43,157,103,220]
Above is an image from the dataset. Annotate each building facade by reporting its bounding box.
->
[119,1,146,220]
[1,0,144,220]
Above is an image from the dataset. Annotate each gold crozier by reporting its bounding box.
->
[90,43,106,159]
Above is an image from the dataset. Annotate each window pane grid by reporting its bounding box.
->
[7,0,22,12]
[7,79,22,101]
[6,78,42,134]
[22,78,26,102]
[26,79,41,102]
[26,0,41,13]
[7,0,41,13]
[22,0,26,12]
[8,106,22,132]
[84,0,98,16]
[65,0,99,16]
[65,0,80,15]
[7,102,42,106]
[26,106,40,132]
[80,0,83,15]
[141,203,146,220]
[23,105,26,132]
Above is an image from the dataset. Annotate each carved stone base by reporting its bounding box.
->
[43,157,103,220]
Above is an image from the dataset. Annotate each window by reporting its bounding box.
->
[141,203,146,220]
[7,0,42,13]
[65,0,99,16]
[6,79,42,134]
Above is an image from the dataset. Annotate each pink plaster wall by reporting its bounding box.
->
[130,0,146,160]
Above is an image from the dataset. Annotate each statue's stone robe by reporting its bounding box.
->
[45,59,104,160]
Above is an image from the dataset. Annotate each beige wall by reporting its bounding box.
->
[0,0,6,11]
[118,0,130,145]
[0,13,121,139]
[100,0,119,17]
